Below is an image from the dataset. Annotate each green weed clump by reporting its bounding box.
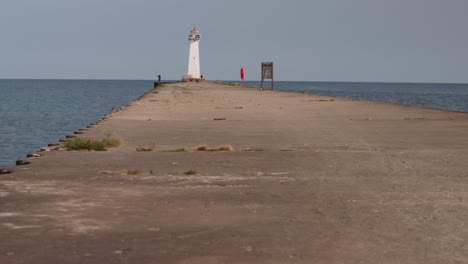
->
[64,137,121,151]
[64,138,107,151]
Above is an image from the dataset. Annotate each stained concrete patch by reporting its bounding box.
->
[0,212,21,217]
[1,180,75,196]
[131,174,293,183]
[67,219,110,235]
[2,223,40,230]
[54,198,104,212]
[0,182,131,236]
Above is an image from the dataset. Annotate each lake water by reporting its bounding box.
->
[0,79,153,167]
[1,80,468,167]
[236,81,468,113]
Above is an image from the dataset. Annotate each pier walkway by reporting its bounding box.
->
[1,82,468,263]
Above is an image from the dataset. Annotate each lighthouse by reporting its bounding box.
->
[187,28,201,80]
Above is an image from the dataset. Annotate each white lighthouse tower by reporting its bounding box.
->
[187,27,201,80]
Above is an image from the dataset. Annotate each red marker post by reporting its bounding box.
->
[240,67,246,88]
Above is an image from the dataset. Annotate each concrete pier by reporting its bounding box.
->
[1,81,468,263]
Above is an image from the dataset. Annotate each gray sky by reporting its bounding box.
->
[1,0,467,82]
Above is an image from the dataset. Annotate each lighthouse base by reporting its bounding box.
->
[182,75,204,82]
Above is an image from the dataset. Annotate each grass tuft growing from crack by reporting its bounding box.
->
[183,170,198,175]
[216,145,234,152]
[102,137,121,148]
[160,148,187,152]
[196,145,234,152]
[136,144,156,152]
[196,145,209,151]
[125,170,146,176]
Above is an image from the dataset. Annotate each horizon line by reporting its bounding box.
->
[0,78,467,85]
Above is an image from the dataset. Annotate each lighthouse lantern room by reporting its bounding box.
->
[187,28,201,80]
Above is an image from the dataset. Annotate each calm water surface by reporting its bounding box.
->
[0,79,153,167]
[237,81,468,113]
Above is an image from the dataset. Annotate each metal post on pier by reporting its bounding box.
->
[261,62,274,90]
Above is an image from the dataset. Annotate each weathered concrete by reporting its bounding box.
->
[1,81,468,263]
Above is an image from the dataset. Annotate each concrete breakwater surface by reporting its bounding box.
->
[1,81,468,263]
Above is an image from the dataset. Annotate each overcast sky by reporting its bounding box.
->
[1,0,467,82]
